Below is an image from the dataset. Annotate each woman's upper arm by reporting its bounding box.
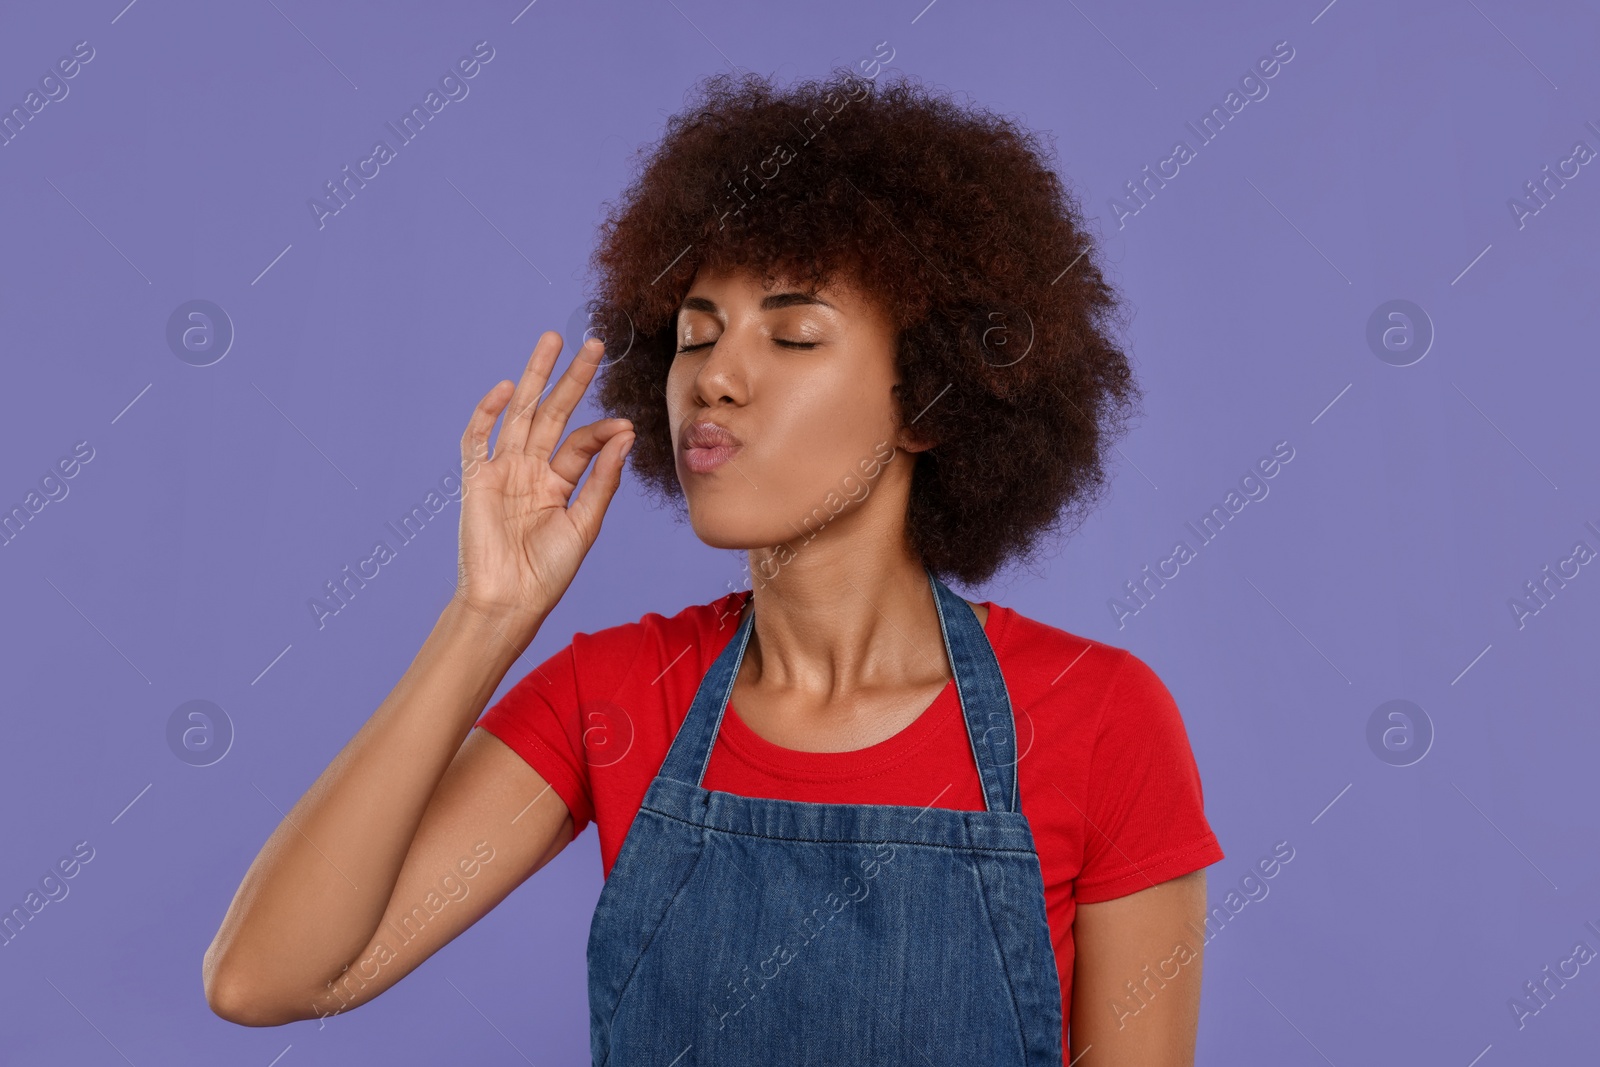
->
[1069,869,1208,1067]
[1064,648,1224,1061]
[299,726,576,1023]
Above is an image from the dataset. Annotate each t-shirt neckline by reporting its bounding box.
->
[710,598,1008,782]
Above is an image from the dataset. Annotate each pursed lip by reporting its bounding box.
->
[680,419,743,473]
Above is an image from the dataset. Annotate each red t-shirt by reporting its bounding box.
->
[475,589,1224,1055]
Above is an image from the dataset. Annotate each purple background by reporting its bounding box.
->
[2,0,1597,1063]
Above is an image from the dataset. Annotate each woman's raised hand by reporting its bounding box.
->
[455,331,635,627]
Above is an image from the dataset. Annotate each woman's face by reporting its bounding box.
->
[666,264,926,562]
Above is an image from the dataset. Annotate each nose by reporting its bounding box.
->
[689,328,750,408]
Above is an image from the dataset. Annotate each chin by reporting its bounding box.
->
[681,492,787,552]
[685,510,767,551]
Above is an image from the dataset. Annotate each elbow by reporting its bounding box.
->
[203,947,296,1027]
[204,969,265,1026]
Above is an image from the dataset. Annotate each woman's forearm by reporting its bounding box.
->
[202,597,541,1013]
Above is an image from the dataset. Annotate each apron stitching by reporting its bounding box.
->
[598,821,715,1063]
[969,861,1034,1062]
[688,591,755,785]
[932,580,1002,816]
[638,805,1040,855]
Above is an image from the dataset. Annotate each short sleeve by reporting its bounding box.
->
[475,642,595,838]
[1073,650,1224,904]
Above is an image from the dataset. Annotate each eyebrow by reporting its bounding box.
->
[678,292,835,315]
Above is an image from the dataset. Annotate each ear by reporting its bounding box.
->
[896,425,937,453]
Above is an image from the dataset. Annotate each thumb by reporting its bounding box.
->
[567,431,634,541]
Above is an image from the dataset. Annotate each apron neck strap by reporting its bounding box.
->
[655,566,1020,815]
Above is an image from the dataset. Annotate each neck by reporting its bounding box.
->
[739,534,956,698]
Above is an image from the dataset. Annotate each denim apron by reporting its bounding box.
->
[586,567,1064,1066]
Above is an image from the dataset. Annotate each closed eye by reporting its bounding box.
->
[675,339,818,353]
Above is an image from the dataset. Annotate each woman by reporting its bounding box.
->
[204,68,1223,1065]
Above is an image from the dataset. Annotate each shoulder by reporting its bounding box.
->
[988,602,1143,694]
[988,604,1183,734]
[561,588,750,687]
[575,587,748,650]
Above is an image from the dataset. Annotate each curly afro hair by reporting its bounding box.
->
[583,66,1140,587]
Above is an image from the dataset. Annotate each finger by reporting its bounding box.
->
[549,418,633,487]
[462,379,514,479]
[567,429,635,543]
[498,332,564,457]
[523,336,607,460]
